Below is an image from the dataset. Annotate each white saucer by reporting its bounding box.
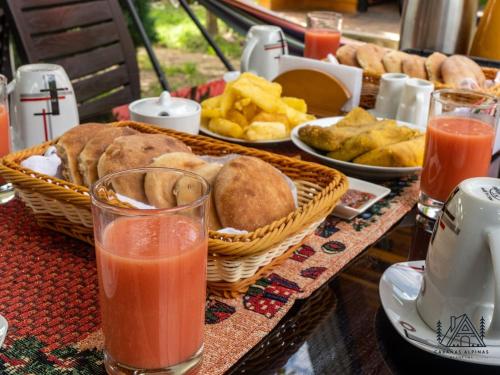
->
[0,314,7,348]
[379,261,500,366]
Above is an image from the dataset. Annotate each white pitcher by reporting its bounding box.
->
[8,64,79,150]
[396,78,434,128]
[241,25,288,81]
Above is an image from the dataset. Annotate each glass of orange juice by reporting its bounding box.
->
[419,89,498,219]
[304,11,343,60]
[91,168,210,375]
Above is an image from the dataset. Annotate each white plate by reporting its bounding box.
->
[0,314,7,348]
[291,117,426,180]
[380,261,500,366]
[332,177,391,220]
[200,126,291,146]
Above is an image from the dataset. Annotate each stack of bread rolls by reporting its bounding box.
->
[336,43,488,90]
[54,124,295,231]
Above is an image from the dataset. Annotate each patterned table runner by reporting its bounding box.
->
[0,176,419,374]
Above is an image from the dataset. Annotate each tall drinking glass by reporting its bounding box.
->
[91,168,210,375]
[0,74,14,204]
[304,11,343,60]
[419,89,498,219]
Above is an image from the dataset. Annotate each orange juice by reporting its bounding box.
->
[0,104,9,157]
[421,116,494,202]
[96,215,207,369]
[304,29,341,59]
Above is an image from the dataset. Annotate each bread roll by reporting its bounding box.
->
[78,126,139,187]
[144,152,206,208]
[402,55,427,79]
[382,51,408,73]
[97,134,191,202]
[55,123,104,185]
[176,163,223,230]
[425,52,447,82]
[442,55,486,88]
[214,156,295,231]
[356,44,386,74]
[336,44,359,67]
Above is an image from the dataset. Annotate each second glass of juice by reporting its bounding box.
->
[419,89,498,219]
[91,168,209,375]
[304,11,343,60]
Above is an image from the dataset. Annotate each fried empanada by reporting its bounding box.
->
[327,122,418,161]
[353,135,425,167]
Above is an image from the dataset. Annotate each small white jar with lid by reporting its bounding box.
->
[129,91,201,135]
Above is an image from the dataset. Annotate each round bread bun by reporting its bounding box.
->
[382,51,408,73]
[214,156,295,231]
[176,163,223,230]
[336,44,359,67]
[97,134,191,202]
[402,55,427,79]
[144,152,207,208]
[55,123,105,185]
[78,126,139,187]
[442,55,486,88]
[425,52,447,82]
[356,43,386,75]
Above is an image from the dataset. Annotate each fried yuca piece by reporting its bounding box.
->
[282,97,307,113]
[209,118,243,138]
[335,107,377,127]
[252,112,290,129]
[239,72,282,98]
[353,135,425,167]
[299,121,391,152]
[327,122,419,161]
[244,121,287,140]
[232,78,284,114]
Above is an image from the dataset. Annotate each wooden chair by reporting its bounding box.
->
[4,0,141,121]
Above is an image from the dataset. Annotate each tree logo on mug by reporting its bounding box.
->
[436,314,486,348]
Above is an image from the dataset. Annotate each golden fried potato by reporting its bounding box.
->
[239,72,282,98]
[202,108,222,118]
[234,98,251,111]
[232,79,283,114]
[201,95,222,109]
[241,102,259,122]
[252,112,290,128]
[209,118,243,138]
[227,109,248,128]
[283,105,316,128]
[220,82,237,117]
[244,122,287,141]
[281,97,307,113]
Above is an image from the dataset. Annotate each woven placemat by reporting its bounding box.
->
[0,176,419,374]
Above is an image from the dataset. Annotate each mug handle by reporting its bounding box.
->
[414,92,425,127]
[485,227,500,342]
[241,38,258,73]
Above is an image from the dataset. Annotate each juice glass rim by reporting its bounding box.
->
[90,167,210,216]
[431,88,498,110]
[307,11,343,21]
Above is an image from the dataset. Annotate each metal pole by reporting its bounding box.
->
[178,0,235,71]
[123,0,170,91]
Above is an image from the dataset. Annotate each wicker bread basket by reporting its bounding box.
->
[0,121,348,297]
[359,66,499,109]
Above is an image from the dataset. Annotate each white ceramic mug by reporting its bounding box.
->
[9,64,79,150]
[129,91,201,135]
[396,78,434,128]
[241,25,288,80]
[417,177,500,344]
[374,73,408,119]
